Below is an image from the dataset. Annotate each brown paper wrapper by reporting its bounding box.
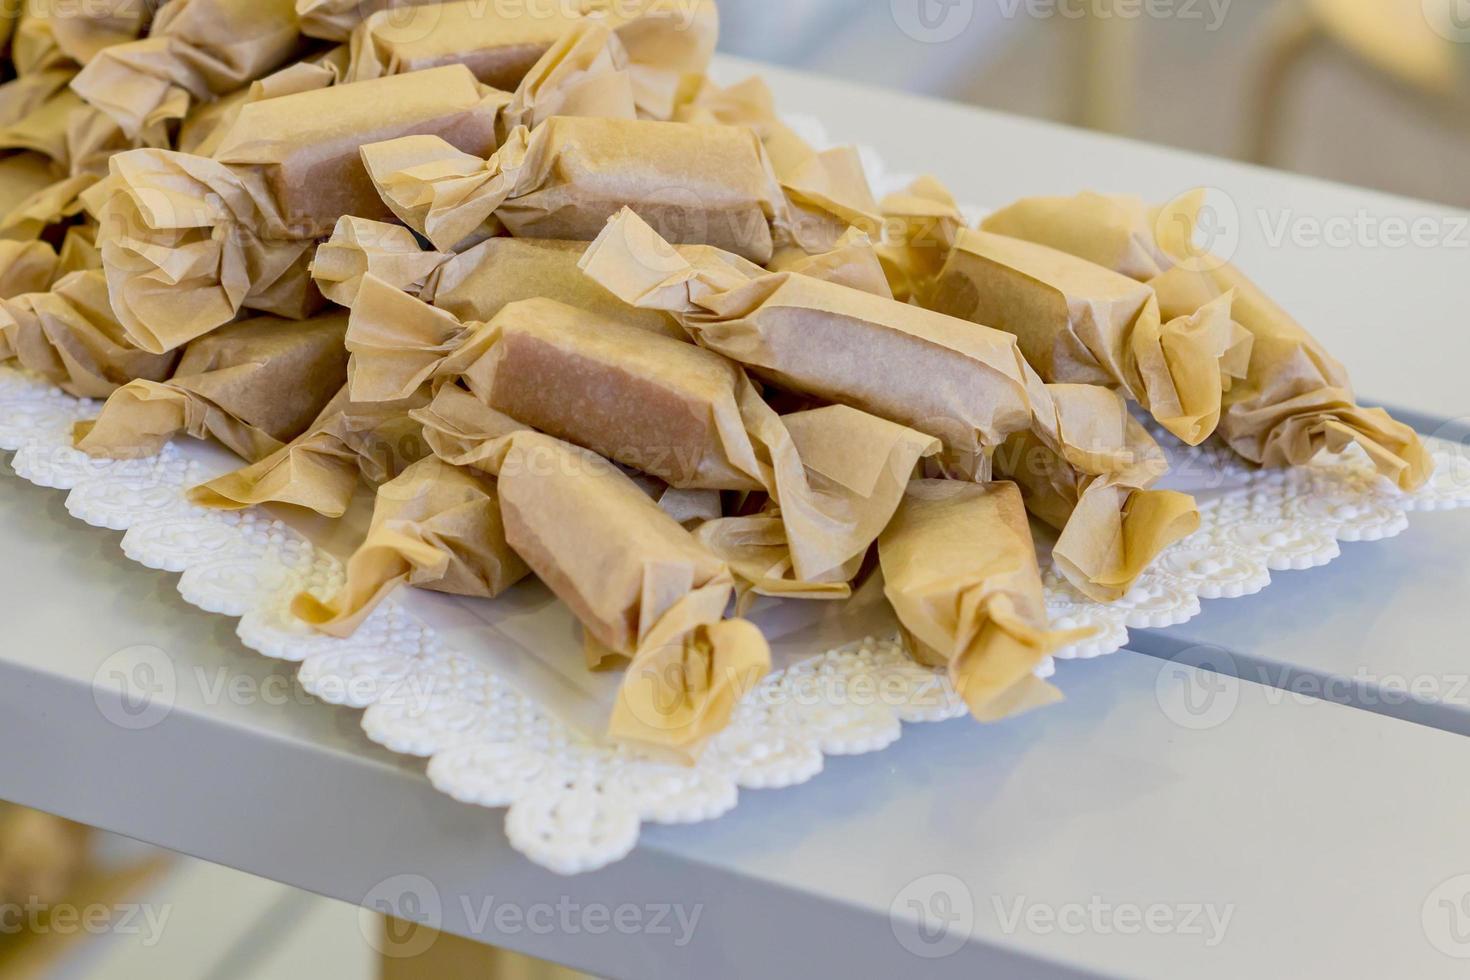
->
[1000,381,1199,601]
[73,311,349,461]
[347,281,939,589]
[291,455,530,635]
[87,64,505,353]
[986,189,1431,490]
[422,236,682,338]
[434,421,770,761]
[9,0,149,76]
[923,226,1250,447]
[0,153,60,217]
[311,216,450,307]
[346,0,715,121]
[0,240,58,298]
[70,0,305,140]
[580,208,1036,479]
[0,269,177,398]
[179,47,350,158]
[187,385,430,517]
[362,115,789,261]
[879,480,1093,720]
[886,179,1249,447]
[766,227,892,298]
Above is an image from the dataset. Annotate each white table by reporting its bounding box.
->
[3,57,1470,978]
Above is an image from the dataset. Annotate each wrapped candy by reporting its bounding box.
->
[886,179,1250,446]
[188,386,430,517]
[879,480,1092,720]
[581,208,1035,479]
[0,241,58,298]
[70,0,307,140]
[0,270,177,398]
[345,279,939,592]
[7,0,150,77]
[73,312,349,462]
[87,64,506,353]
[310,216,450,308]
[361,114,872,261]
[291,455,530,635]
[417,417,770,760]
[345,0,718,120]
[999,383,1199,601]
[979,189,1431,491]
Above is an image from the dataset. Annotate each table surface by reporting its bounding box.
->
[3,56,1470,979]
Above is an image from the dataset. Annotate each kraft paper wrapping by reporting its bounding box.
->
[9,0,149,76]
[87,64,506,353]
[766,227,892,298]
[345,279,939,591]
[298,0,443,41]
[675,75,881,254]
[187,385,431,517]
[886,179,1250,447]
[0,153,58,216]
[984,189,1431,491]
[179,47,350,158]
[580,208,1036,480]
[922,227,1250,447]
[291,455,530,636]
[428,421,770,760]
[0,269,177,397]
[73,312,349,462]
[0,240,58,298]
[361,114,862,261]
[346,0,716,120]
[421,236,681,338]
[1001,381,1199,602]
[311,216,451,307]
[69,0,305,140]
[879,480,1092,721]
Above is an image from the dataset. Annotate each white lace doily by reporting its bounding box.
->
[6,119,1470,874]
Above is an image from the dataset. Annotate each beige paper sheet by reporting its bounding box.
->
[291,455,530,635]
[880,480,1092,720]
[73,311,349,461]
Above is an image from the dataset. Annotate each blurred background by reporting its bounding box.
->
[720,0,1470,208]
